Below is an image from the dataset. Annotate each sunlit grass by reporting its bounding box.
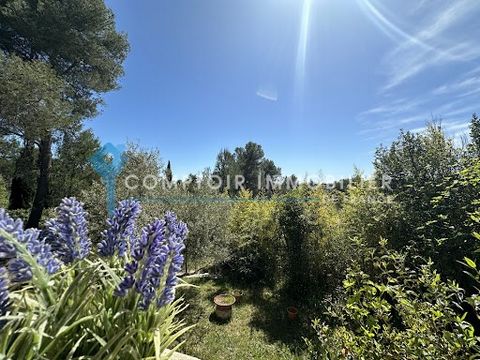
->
[178,278,307,360]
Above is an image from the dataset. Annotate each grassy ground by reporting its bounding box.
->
[177,277,309,360]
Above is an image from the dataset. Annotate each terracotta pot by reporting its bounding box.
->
[287,306,298,320]
[214,294,236,320]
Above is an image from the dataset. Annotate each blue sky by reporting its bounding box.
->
[91,0,480,180]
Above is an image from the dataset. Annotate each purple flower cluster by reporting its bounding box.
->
[158,212,187,307]
[0,267,9,329]
[115,212,187,310]
[0,209,60,282]
[98,199,141,257]
[44,198,91,264]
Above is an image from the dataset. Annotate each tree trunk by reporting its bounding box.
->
[26,133,52,228]
[9,140,36,210]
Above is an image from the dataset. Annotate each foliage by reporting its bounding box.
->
[342,179,405,248]
[0,137,20,197]
[0,177,7,209]
[275,186,353,302]
[0,54,72,140]
[82,144,234,272]
[223,190,279,283]
[49,127,101,206]
[468,113,480,157]
[422,157,480,287]
[0,0,129,119]
[213,142,281,195]
[0,0,129,227]
[0,199,191,359]
[7,140,36,210]
[277,187,314,299]
[300,187,352,300]
[374,124,459,244]
[305,241,480,359]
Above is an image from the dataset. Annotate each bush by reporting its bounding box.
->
[223,190,279,284]
[342,180,405,248]
[274,186,352,303]
[305,240,480,359]
[0,177,7,209]
[422,158,480,288]
[302,187,352,299]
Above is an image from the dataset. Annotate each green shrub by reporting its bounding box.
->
[422,158,480,288]
[224,190,279,284]
[342,180,404,249]
[305,240,480,359]
[0,177,7,209]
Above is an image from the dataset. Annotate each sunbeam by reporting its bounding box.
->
[294,0,313,109]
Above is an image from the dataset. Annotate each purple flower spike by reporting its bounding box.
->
[158,212,187,307]
[114,212,187,310]
[0,209,60,281]
[98,199,141,257]
[44,197,91,264]
[7,259,32,282]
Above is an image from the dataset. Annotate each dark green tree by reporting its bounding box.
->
[214,142,281,195]
[234,142,264,192]
[49,127,100,206]
[278,188,311,300]
[468,113,480,157]
[0,55,71,211]
[165,161,173,183]
[213,149,235,193]
[0,0,129,227]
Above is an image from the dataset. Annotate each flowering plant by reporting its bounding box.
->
[0,198,191,359]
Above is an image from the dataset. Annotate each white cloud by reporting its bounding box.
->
[383,42,479,91]
[433,76,480,96]
[356,1,479,145]
[364,0,480,90]
[358,98,425,119]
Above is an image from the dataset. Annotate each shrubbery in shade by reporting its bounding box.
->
[305,240,480,359]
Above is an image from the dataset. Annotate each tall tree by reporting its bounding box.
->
[165,161,173,183]
[8,140,36,209]
[235,142,265,192]
[469,113,480,157]
[213,149,235,193]
[0,0,129,227]
[49,127,100,206]
[0,55,71,212]
[213,142,281,195]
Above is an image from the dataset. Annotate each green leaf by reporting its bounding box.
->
[464,257,477,269]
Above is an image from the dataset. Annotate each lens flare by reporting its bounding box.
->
[294,0,313,112]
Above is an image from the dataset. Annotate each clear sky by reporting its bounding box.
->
[90,0,480,180]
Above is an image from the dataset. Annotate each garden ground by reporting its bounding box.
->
[178,277,308,359]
